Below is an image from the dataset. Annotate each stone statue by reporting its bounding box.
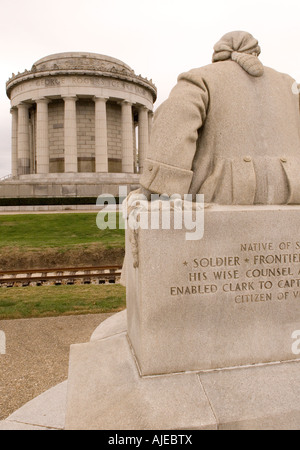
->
[140,31,300,205]
[65,33,300,431]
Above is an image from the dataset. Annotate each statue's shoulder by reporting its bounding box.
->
[177,64,221,89]
[178,63,297,94]
[178,61,239,83]
[178,63,215,79]
[263,65,296,83]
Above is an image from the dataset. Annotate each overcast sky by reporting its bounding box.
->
[1,0,300,177]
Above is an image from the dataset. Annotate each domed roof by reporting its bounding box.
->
[31,52,134,75]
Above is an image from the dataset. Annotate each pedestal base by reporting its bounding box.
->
[65,311,300,430]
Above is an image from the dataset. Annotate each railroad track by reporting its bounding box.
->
[0,265,123,288]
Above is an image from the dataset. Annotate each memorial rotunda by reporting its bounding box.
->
[4,52,156,199]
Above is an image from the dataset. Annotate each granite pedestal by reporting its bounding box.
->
[65,205,300,430]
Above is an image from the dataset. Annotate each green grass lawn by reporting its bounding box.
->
[0,212,125,249]
[0,284,126,320]
[0,213,126,319]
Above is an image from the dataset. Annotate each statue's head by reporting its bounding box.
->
[212,31,264,77]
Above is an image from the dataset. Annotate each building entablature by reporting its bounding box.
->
[6,52,157,104]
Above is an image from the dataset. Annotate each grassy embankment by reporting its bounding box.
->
[0,213,126,320]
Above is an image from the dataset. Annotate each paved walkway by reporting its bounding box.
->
[0,313,112,421]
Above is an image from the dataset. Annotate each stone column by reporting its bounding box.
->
[138,106,149,174]
[63,96,78,173]
[17,103,31,175]
[94,97,108,172]
[35,98,50,174]
[29,116,34,174]
[10,107,18,177]
[148,110,153,143]
[121,101,134,173]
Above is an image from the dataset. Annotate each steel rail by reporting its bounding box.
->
[0,265,123,287]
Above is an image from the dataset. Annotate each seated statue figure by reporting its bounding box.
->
[139,31,300,205]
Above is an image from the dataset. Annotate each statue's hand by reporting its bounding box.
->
[127,187,152,205]
[122,187,152,218]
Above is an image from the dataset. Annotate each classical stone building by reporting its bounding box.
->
[4,52,156,199]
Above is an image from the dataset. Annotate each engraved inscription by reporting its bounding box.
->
[69,76,151,99]
[170,241,300,305]
[11,76,153,103]
[36,77,65,87]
